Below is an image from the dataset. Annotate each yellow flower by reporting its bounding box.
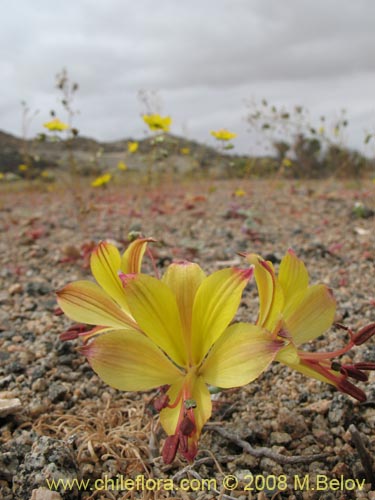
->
[117,161,128,171]
[128,141,139,153]
[91,173,112,187]
[234,188,246,197]
[210,129,237,141]
[143,114,172,132]
[18,164,28,172]
[0,173,4,180]
[57,241,276,463]
[180,147,190,155]
[281,158,292,168]
[245,250,374,402]
[43,118,69,132]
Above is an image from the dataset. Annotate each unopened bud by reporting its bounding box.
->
[340,365,368,382]
[337,379,367,402]
[354,362,375,371]
[180,416,196,436]
[353,323,375,346]
[153,394,170,412]
[162,434,179,465]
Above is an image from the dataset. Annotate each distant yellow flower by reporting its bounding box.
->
[40,170,52,178]
[234,188,246,197]
[18,164,28,172]
[91,173,112,187]
[43,118,69,132]
[281,158,292,168]
[117,161,128,171]
[143,114,172,132]
[0,173,4,180]
[180,147,190,155]
[210,129,237,141]
[128,141,139,153]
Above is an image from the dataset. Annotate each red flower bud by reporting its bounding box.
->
[337,379,367,402]
[353,323,375,346]
[340,365,368,382]
[162,434,179,465]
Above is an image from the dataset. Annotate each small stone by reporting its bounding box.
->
[8,283,23,295]
[30,487,63,500]
[0,398,22,417]
[270,432,292,445]
[303,399,331,414]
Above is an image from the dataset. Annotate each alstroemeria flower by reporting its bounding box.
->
[57,239,154,342]
[58,248,280,463]
[245,249,375,401]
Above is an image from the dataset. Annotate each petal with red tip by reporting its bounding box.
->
[201,323,282,387]
[90,242,130,312]
[246,254,284,330]
[81,329,183,391]
[191,267,253,364]
[56,280,137,329]
[121,238,155,274]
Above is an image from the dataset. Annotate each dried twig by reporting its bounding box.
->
[348,424,375,488]
[209,425,327,465]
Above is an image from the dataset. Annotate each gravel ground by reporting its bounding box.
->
[0,178,374,500]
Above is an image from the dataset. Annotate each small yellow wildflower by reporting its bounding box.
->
[91,173,112,187]
[210,129,237,141]
[117,161,128,171]
[180,147,190,155]
[234,188,246,197]
[43,118,69,132]
[128,141,139,153]
[18,164,28,172]
[143,114,172,132]
[281,158,292,168]
[0,173,4,180]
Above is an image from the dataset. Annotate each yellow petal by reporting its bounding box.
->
[283,284,336,345]
[246,254,284,330]
[159,375,212,438]
[56,280,137,329]
[191,268,253,365]
[81,330,183,391]
[90,242,130,312]
[121,238,155,274]
[278,249,309,304]
[122,274,186,366]
[277,349,334,386]
[201,323,281,387]
[162,262,206,338]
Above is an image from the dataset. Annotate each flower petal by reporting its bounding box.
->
[200,323,282,387]
[191,267,253,364]
[90,242,130,312]
[283,284,336,345]
[162,261,206,338]
[159,375,212,438]
[56,280,137,329]
[122,274,186,366]
[81,330,183,391]
[246,254,284,331]
[277,347,334,386]
[278,249,309,304]
[121,238,155,274]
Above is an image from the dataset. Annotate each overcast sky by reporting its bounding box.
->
[1,0,375,154]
